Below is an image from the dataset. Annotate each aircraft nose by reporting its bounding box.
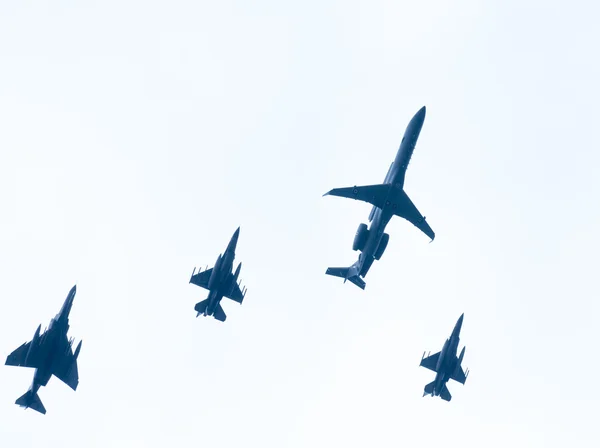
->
[455,313,464,331]
[410,106,426,127]
[228,227,240,249]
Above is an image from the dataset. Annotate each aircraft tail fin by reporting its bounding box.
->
[194,299,209,317]
[423,381,435,397]
[16,390,46,414]
[213,303,227,322]
[325,267,366,290]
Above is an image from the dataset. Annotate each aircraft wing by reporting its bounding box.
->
[324,184,390,209]
[451,365,468,384]
[190,268,213,290]
[395,191,435,241]
[5,341,39,368]
[420,351,441,372]
[224,279,245,304]
[53,348,79,391]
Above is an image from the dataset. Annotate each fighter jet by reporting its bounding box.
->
[5,285,82,414]
[189,227,247,322]
[324,106,435,289]
[419,313,469,402]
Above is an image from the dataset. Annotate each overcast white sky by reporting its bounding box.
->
[1,1,599,447]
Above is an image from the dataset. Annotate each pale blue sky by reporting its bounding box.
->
[1,1,599,447]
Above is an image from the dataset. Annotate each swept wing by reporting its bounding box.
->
[420,351,441,372]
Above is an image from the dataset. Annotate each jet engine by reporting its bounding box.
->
[374,233,389,260]
[352,223,369,252]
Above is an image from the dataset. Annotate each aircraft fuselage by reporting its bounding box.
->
[357,106,427,277]
[204,229,239,315]
[432,316,463,395]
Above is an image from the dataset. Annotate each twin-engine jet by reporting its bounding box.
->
[5,285,82,414]
[419,313,469,402]
[189,227,247,322]
[324,106,435,289]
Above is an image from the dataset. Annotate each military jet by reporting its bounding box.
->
[189,227,247,322]
[5,285,82,414]
[324,106,435,289]
[419,313,469,402]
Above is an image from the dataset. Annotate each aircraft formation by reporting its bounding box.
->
[4,106,469,414]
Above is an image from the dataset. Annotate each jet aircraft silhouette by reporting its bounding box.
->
[420,313,469,402]
[324,106,435,289]
[5,285,82,414]
[189,227,247,322]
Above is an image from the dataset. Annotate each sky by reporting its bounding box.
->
[0,1,599,447]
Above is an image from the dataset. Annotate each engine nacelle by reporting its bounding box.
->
[352,223,369,252]
[374,233,389,260]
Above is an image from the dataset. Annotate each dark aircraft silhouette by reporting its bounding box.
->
[5,285,82,414]
[420,313,469,402]
[324,106,435,289]
[189,227,247,322]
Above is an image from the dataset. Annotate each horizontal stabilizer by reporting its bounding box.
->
[213,304,227,322]
[16,390,46,414]
[440,384,452,402]
[194,299,209,317]
[325,267,366,290]
[423,381,435,397]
